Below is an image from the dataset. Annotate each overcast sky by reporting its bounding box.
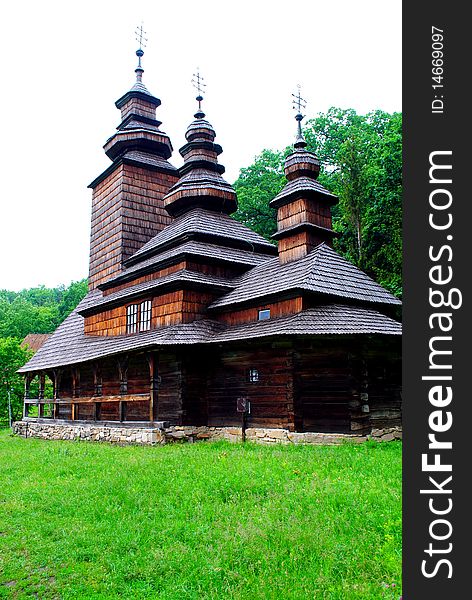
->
[0,0,401,292]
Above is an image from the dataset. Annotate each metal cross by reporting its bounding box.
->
[135,23,148,50]
[292,84,307,115]
[191,69,206,97]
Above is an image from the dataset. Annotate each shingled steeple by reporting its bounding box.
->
[163,73,237,217]
[270,88,339,264]
[87,30,178,290]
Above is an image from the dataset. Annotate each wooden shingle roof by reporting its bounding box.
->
[80,270,235,316]
[18,300,400,373]
[100,240,270,289]
[209,243,401,310]
[126,207,277,266]
[21,333,51,353]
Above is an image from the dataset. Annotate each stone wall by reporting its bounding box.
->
[13,420,402,446]
[12,421,164,445]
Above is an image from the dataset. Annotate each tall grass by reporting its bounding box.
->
[0,430,401,599]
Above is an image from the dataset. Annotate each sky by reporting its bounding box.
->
[0,0,401,292]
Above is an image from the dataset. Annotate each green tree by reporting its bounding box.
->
[233,108,402,297]
[233,149,285,241]
[58,279,88,321]
[0,338,32,425]
[0,279,88,338]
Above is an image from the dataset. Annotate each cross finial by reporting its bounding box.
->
[134,23,148,81]
[292,84,307,116]
[191,68,207,118]
[135,23,148,51]
[292,84,307,148]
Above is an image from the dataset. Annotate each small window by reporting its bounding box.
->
[248,369,259,383]
[139,300,152,332]
[126,304,138,334]
[258,309,271,321]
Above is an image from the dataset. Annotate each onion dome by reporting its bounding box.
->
[102,35,173,163]
[270,87,339,263]
[163,74,237,217]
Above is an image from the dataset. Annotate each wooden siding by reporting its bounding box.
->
[103,263,186,296]
[294,344,352,433]
[277,198,332,231]
[84,306,127,336]
[157,351,183,423]
[88,166,125,289]
[88,164,177,290]
[278,230,328,264]
[121,165,176,262]
[218,297,303,326]
[120,97,157,121]
[85,290,218,336]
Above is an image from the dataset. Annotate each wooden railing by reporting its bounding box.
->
[23,394,151,422]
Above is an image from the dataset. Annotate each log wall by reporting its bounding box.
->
[206,345,293,428]
[37,338,401,433]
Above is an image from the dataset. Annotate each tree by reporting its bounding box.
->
[58,279,88,321]
[233,108,402,297]
[0,279,88,339]
[0,338,32,425]
[233,149,285,241]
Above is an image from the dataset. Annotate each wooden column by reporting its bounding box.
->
[290,347,304,432]
[118,356,128,423]
[286,350,296,432]
[23,373,33,418]
[92,363,102,421]
[72,367,80,421]
[147,352,159,422]
[38,373,45,418]
[52,369,62,419]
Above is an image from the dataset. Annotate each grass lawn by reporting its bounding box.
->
[0,429,401,599]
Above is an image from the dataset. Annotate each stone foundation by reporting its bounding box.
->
[12,420,402,446]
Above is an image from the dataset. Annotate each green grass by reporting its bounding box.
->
[0,429,401,599]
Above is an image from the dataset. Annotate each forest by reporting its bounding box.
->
[0,108,402,426]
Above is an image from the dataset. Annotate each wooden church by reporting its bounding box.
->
[17,43,401,441]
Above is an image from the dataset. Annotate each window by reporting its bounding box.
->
[258,309,271,321]
[126,304,138,334]
[139,300,152,331]
[127,300,152,333]
[248,369,259,383]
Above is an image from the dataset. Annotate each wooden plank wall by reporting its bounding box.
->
[365,343,402,430]
[103,263,186,296]
[121,165,176,263]
[294,342,352,433]
[85,289,219,336]
[84,306,127,336]
[157,351,183,423]
[120,97,157,121]
[218,297,303,326]
[277,198,332,231]
[88,166,125,289]
[278,231,328,264]
[206,345,292,428]
[181,349,212,426]
[88,164,178,291]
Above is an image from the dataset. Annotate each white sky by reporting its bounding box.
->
[0,0,401,292]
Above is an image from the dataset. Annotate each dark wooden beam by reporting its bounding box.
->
[147,352,159,422]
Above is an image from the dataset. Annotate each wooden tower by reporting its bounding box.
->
[270,96,339,264]
[87,43,179,290]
